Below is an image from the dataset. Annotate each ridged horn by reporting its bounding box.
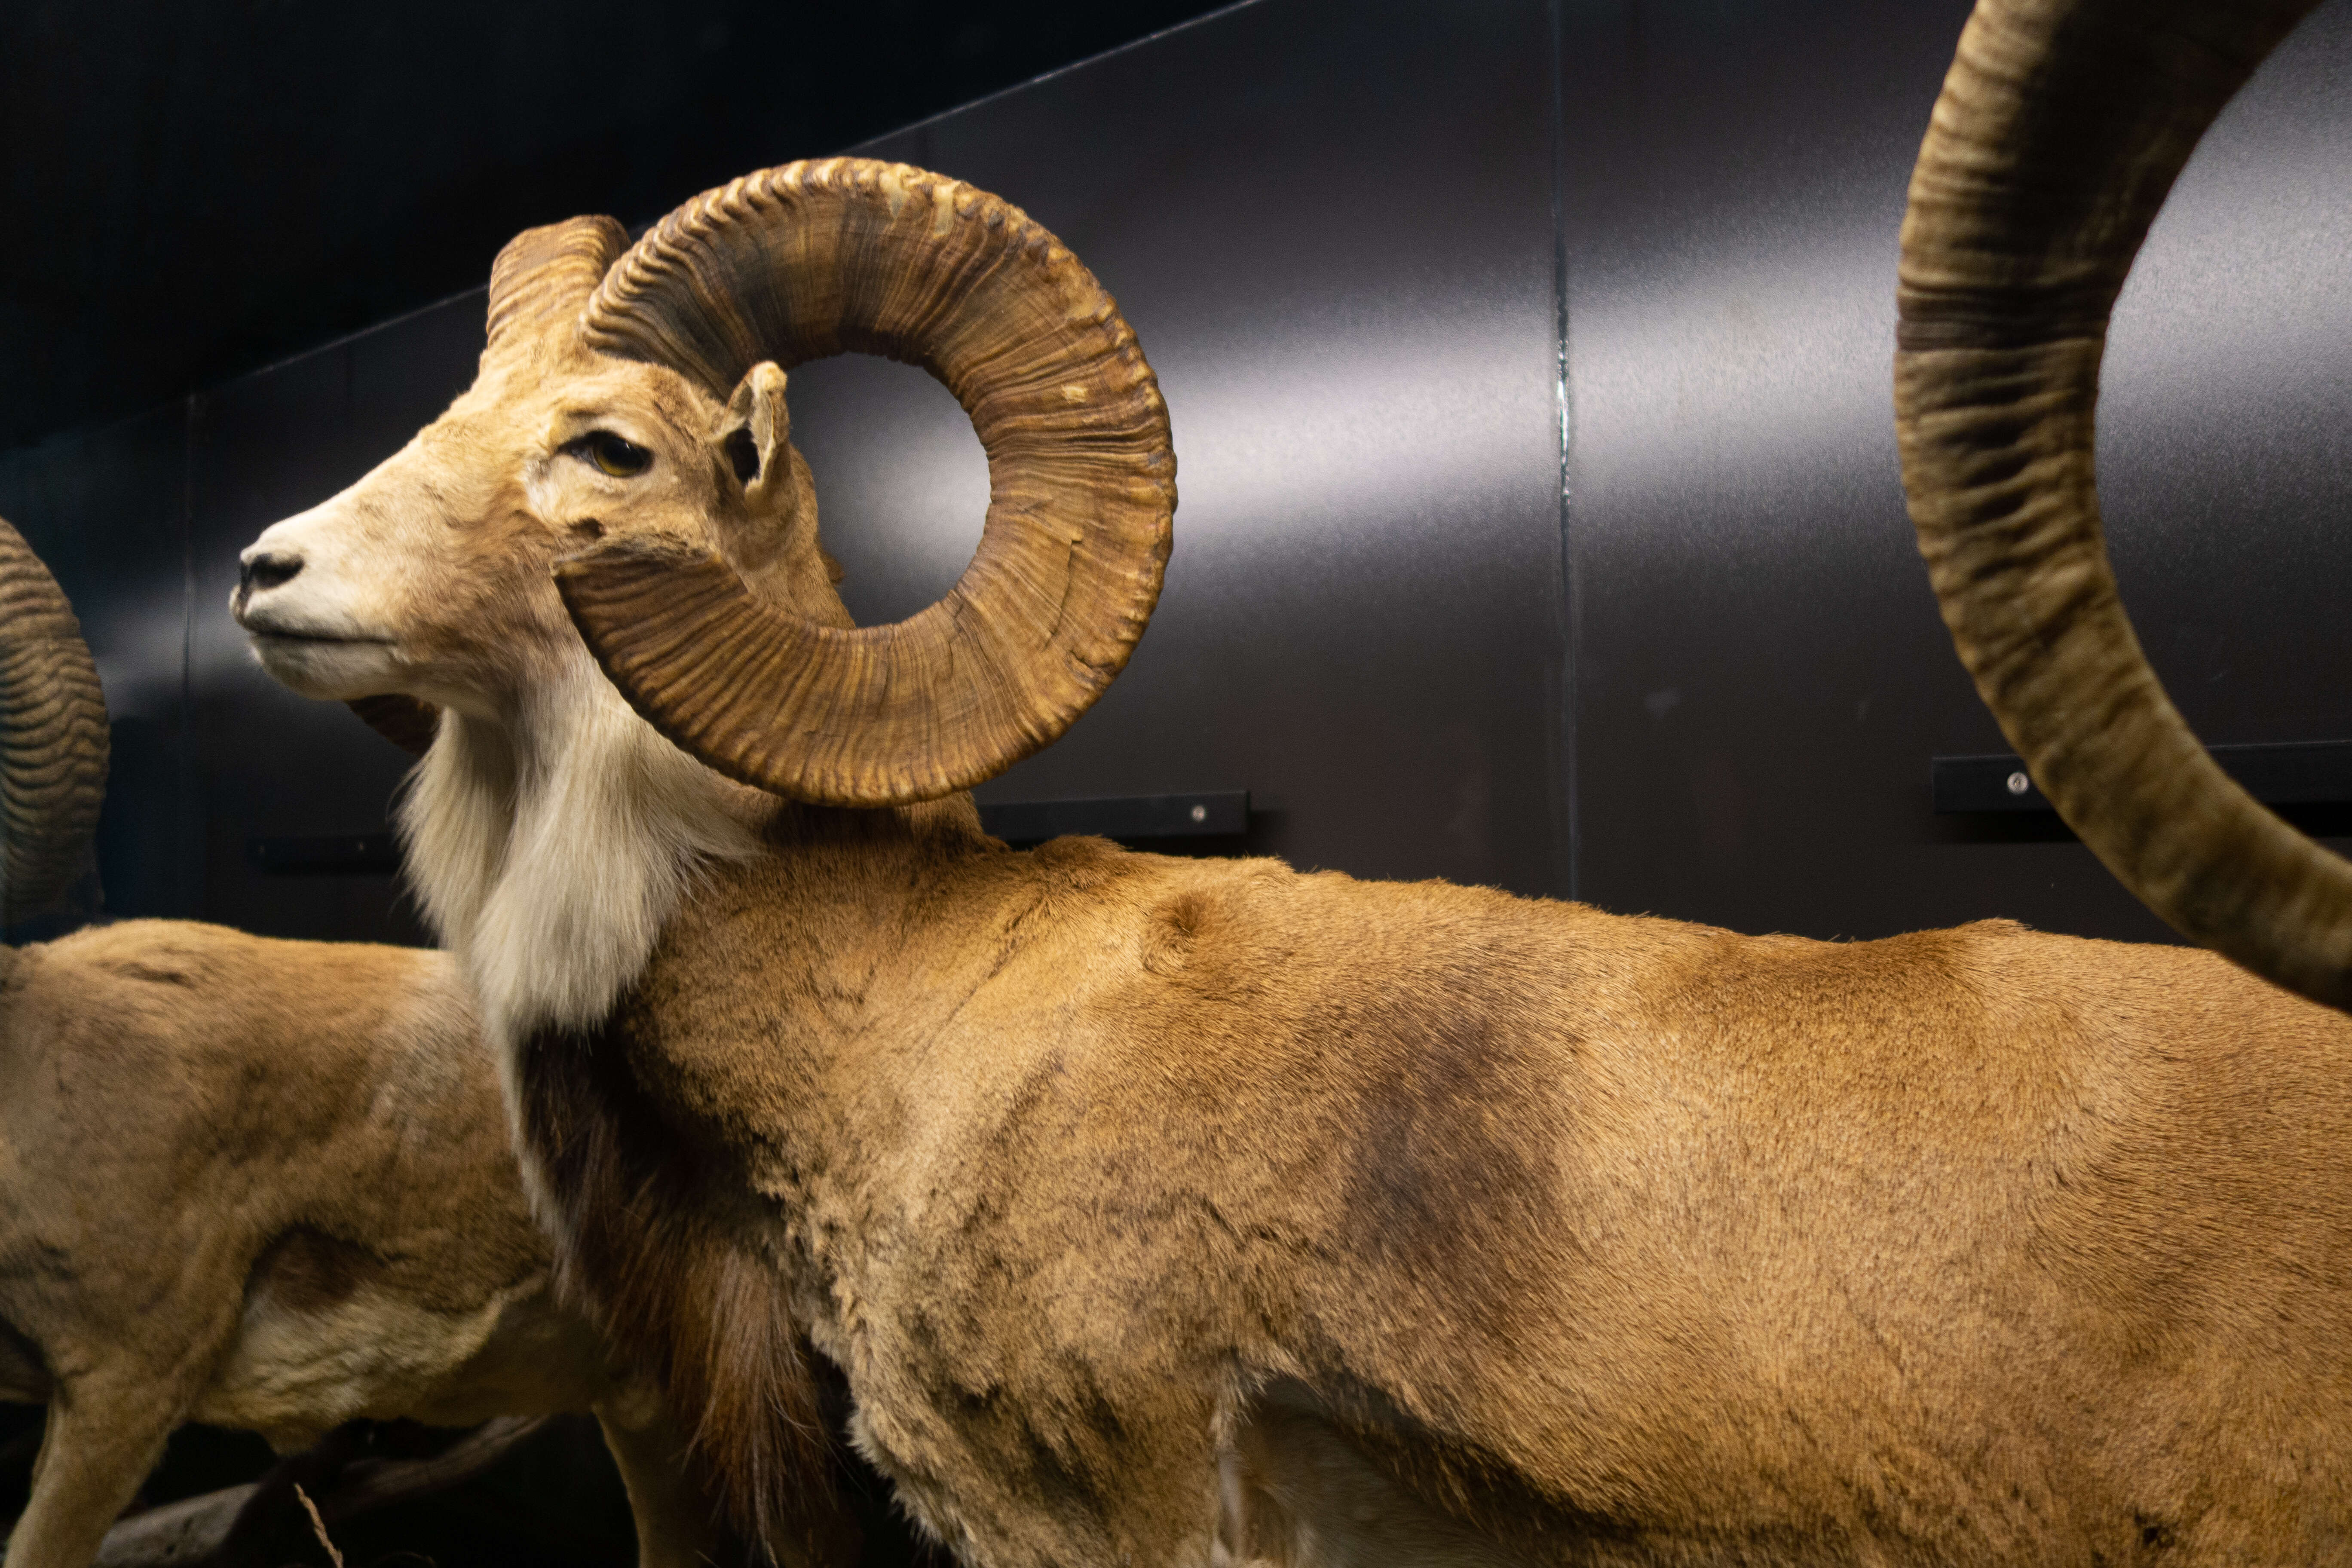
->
[0,514,110,924]
[554,158,1175,807]
[1894,0,2347,1008]
[486,214,630,358]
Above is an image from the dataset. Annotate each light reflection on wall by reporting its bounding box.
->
[785,354,985,629]
[787,299,1555,631]
[86,580,189,722]
[1562,0,2350,560]
[1567,230,1898,527]
[2105,12,2352,441]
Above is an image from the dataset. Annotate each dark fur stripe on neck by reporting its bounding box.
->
[518,1010,855,1566]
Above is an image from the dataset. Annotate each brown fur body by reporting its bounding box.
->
[224,178,2352,1566]
[0,920,724,1568]
[518,810,2352,1567]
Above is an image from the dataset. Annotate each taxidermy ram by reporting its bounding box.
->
[0,518,728,1568]
[230,0,2352,1561]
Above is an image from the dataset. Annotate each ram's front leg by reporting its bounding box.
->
[845,1383,1225,1568]
[593,1390,742,1568]
[5,1372,187,1568]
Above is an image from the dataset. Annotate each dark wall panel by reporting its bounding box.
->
[184,294,485,943]
[794,0,1570,896]
[1563,0,2352,943]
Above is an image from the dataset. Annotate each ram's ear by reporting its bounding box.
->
[703,358,846,626]
[712,361,793,515]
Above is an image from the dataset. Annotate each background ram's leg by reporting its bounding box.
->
[594,1399,735,1568]
[4,1377,181,1568]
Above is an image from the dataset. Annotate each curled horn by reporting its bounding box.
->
[554,158,1175,808]
[486,213,631,358]
[0,515,109,925]
[1893,0,2346,1007]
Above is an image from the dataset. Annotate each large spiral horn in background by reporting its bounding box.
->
[0,514,110,925]
[1894,0,2347,1008]
[554,158,1175,808]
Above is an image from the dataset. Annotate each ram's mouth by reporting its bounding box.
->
[242,622,403,701]
[235,601,392,646]
[246,628,391,646]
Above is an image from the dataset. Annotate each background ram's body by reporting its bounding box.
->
[0,920,711,1568]
[589,829,2352,1561]
[6,0,2345,948]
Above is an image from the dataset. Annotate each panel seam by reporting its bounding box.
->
[180,393,199,919]
[1550,0,1578,903]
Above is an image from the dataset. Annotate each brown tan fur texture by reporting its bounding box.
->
[594,817,2352,1568]
[0,920,732,1568]
[231,260,2352,1565]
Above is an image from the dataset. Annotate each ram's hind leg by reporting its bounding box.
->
[4,1374,184,1568]
[1217,1385,1516,1568]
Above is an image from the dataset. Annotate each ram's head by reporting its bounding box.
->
[233,160,1174,806]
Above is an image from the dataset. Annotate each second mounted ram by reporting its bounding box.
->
[0,518,739,1568]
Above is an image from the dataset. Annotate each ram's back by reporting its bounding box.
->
[633,831,2352,1556]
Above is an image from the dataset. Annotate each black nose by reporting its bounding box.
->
[239,549,303,597]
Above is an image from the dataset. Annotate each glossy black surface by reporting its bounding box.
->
[179,292,487,943]
[0,0,2346,957]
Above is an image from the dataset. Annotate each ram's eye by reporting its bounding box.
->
[572,432,652,478]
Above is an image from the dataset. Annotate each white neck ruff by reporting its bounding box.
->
[399,660,760,1087]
